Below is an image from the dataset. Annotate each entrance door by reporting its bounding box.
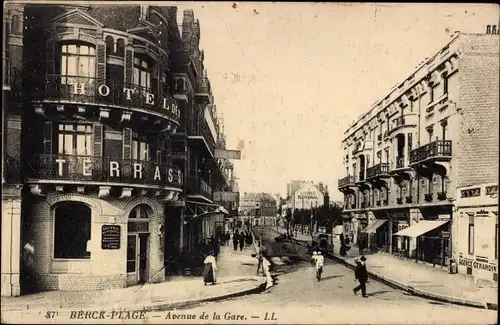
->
[126,234,139,284]
[138,233,149,283]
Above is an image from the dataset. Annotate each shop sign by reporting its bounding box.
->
[101,225,121,250]
[458,257,497,273]
[486,185,498,196]
[461,188,481,198]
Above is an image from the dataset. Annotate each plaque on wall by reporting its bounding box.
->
[101,225,121,250]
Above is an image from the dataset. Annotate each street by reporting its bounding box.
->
[4,228,495,324]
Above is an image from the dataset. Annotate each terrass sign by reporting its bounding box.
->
[68,81,180,117]
[54,158,182,186]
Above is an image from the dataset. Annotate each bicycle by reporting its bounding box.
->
[316,266,323,282]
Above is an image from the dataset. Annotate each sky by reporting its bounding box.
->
[172,2,499,201]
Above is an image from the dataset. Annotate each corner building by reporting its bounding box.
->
[20,5,186,292]
[338,29,498,283]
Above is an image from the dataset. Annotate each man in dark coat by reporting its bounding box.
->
[232,231,240,251]
[353,255,368,297]
[238,232,245,251]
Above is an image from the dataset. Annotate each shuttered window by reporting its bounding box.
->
[133,57,152,91]
[57,123,93,156]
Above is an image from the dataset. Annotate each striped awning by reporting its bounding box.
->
[361,219,388,234]
[394,220,449,237]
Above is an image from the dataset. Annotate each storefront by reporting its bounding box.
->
[361,218,389,252]
[23,192,181,291]
[454,183,498,283]
[386,210,410,254]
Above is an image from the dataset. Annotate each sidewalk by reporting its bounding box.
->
[0,245,265,313]
[274,227,498,310]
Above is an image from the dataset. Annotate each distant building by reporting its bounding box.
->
[239,192,277,226]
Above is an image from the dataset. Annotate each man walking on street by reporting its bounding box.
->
[232,231,240,251]
[353,255,368,298]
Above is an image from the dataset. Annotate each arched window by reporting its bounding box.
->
[105,36,114,55]
[53,202,91,259]
[61,43,96,83]
[116,39,125,56]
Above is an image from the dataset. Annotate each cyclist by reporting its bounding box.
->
[315,251,324,282]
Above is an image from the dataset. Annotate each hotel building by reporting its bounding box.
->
[1,4,237,296]
[337,27,498,283]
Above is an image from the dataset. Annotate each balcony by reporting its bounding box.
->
[437,191,447,201]
[194,76,211,103]
[409,140,452,166]
[360,202,366,209]
[405,196,413,203]
[388,114,418,137]
[376,200,381,206]
[396,197,403,205]
[424,193,433,202]
[26,154,183,197]
[187,176,213,202]
[3,155,21,184]
[30,75,180,129]
[366,163,390,180]
[338,175,355,189]
[383,199,389,206]
[396,156,405,169]
[188,118,216,157]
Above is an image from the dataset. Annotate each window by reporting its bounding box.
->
[57,123,93,156]
[443,74,449,94]
[132,132,149,161]
[468,215,474,255]
[54,202,91,259]
[441,120,448,141]
[61,44,96,82]
[133,57,151,90]
[427,127,434,143]
[429,85,435,103]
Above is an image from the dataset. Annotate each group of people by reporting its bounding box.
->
[231,229,253,251]
[310,251,325,281]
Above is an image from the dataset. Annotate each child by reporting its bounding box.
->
[315,251,325,282]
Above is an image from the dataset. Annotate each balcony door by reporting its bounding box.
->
[57,123,93,177]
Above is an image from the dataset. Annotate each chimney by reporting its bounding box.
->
[492,25,497,34]
[486,25,491,34]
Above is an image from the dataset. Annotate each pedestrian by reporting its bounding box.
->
[232,231,240,251]
[315,251,324,282]
[353,256,368,298]
[311,251,318,266]
[256,250,264,275]
[239,232,245,251]
[203,251,217,285]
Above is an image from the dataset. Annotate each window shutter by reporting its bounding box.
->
[124,49,133,84]
[96,43,106,82]
[46,39,55,82]
[43,121,53,154]
[122,128,132,159]
[93,124,103,157]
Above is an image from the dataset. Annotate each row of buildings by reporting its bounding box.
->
[337,27,499,284]
[2,4,240,296]
[238,192,279,227]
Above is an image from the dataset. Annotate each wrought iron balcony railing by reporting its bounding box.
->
[396,197,403,204]
[3,155,21,184]
[360,202,366,209]
[424,193,433,202]
[27,154,183,188]
[409,140,452,164]
[366,163,389,179]
[405,196,413,203]
[396,156,405,169]
[29,75,180,123]
[189,117,216,155]
[383,199,389,206]
[376,200,381,206]
[338,175,355,188]
[187,175,213,200]
[437,192,447,201]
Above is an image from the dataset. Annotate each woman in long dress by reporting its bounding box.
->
[203,251,217,285]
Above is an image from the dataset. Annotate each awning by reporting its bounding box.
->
[217,206,229,215]
[394,220,449,237]
[361,219,387,234]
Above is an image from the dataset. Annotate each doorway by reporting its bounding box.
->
[127,233,149,284]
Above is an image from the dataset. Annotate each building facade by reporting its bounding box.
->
[1,5,238,296]
[2,3,25,297]
[239,192,277,227]
[337,28,499,271]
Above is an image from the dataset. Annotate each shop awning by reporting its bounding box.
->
[394,220,449,237]
[217,206,229,215]
[361,219,387,234]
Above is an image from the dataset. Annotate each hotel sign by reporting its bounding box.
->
[461,188,481,198]
[52,158,182,187]
[67,80,180,118]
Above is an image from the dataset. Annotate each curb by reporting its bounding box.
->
[330,254,498,311]
[2,278,267,314]
[275,229,498,312]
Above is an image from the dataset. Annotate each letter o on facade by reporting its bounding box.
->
[98,84,111,97]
